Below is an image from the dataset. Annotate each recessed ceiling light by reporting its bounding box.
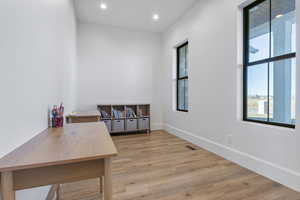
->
[153,14,160,21]
[100,2,107,10]
[276,14,283,18]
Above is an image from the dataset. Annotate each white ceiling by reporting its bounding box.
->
[74,0,198,33]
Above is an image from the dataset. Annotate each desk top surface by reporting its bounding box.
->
[0,122,117,172]
[68,110,101,117]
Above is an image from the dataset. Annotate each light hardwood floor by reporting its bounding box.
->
[60,131,300,200]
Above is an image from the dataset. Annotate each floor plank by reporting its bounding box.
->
[60,131,300,200]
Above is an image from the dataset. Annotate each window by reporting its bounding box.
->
[177,42,189,112]
[243,0,296,128]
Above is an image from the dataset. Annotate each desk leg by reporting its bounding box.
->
[56,184,60,200]
[100,176,103,193]
[104,158,112,200]
[1,171,15,200]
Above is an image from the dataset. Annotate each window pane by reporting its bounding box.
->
[178,80,185,110]
[185,45,188,76]
[184,79,188,110]
[248,0,270,62]
[271,0,295,57]
[269,58,295,125]
[247,63,268,121]
[179,45,188,77]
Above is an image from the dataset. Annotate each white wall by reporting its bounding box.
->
[76,23,162,129]
[161,0,300,192]
[1,0,299,198]
[0,0,77,198]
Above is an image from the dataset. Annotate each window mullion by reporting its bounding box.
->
[248,53,296,66]
[178,76,188,80]
[185,45,188,110]
[177,79,179,110]
[267,0,272,122]
[267,62,270,122]
[182,79,185,110]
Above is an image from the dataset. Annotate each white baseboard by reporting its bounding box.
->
[164,123,300,192]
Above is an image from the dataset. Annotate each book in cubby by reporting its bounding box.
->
[98,105,112,119]
[125,105,138,119]
[112,105,125,119]
[137,104,150,117]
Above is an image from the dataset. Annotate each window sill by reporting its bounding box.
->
[240,119,296,131]
[175,109,188,113]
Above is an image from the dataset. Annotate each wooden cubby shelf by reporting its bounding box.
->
[97,104,151,134]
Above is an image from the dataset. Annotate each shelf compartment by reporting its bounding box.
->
[98,105,112,119]
[112,105,125,119]
[138,117,150,130]
[126,119,138,131]
[125,105,138,119]
[112,119,125,132]
[102,119,112,132]
[137,105,150,117]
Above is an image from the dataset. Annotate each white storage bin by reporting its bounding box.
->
[103,120,112,132]
[138,117,150,130]
[112,120,125,132]
[126,119,138,131]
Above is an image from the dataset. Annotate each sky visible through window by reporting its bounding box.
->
[248,24,296,97]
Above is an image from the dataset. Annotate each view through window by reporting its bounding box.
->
[244,0,296,127]
[177,42,189,112]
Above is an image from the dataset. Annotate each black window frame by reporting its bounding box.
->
[243,0,296,128]
[176,42,189,112]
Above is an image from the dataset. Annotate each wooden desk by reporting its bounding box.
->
[66,111,101,123]
[0,122,118,200]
